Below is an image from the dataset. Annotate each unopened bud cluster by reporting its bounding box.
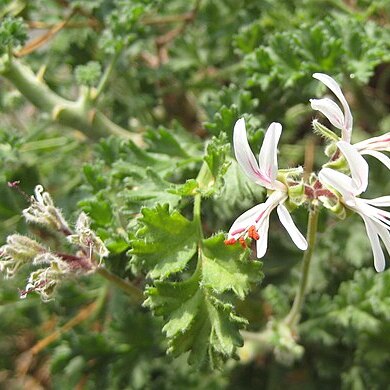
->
[0,185,109,301]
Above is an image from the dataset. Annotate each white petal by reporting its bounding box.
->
[233,118,271,186]
[365,196,390,207]
[256,216,270,258]
[228,203,266,238]
[318,167,355,202]
[337,141,368,194]
[374,224,390,267]
[277,204,308,250]
[310,98,345,130]
[361,150,390,171]
[313,73,353,142]
[361,215,386,272]
[258,122,282,183]
[356,200,390,231]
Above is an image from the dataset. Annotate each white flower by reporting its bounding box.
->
[225,118,307,257]
[310,73,390,170]
[319,141,390,272]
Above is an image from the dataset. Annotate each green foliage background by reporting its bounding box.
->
[0,0,389,388]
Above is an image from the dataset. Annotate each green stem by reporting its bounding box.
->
[94,51,121,101]
[284,205,319,327]
[194,161,213,238]
[193,194,202,234]
[1,58,140,142]
[96,267,144,304]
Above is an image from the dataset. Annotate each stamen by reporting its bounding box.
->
[224,238,237,246]
[247,225,259,240]
[238,237,247,248]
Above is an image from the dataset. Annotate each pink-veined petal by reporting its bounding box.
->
[233,118,271,186]
[318,167,355,202]
[228,203,266,238]
[361,215,386,272]
[258,122,282,183]
[256,216,270,258]
[276,204,308,250]
[310,98,345,130]
[313,73,353,142]
[337,141,368,194]
[361,150,390,171]
[354,132,390,152]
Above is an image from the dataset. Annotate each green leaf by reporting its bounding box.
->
[145,280,248,369]
[201,234,262,299]
[120,168,182,213]
[145,125,201,159]
[0,16,27,54]
[204,105,239,138]
[204,133,231,186]
[140,218,263,367]
[75,61,102,87]
[130,204,198,279]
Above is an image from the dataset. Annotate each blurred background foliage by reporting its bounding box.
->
[0,0,389,388]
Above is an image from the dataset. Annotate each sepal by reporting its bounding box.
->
[312,119,340,142]
[318,195,347,219]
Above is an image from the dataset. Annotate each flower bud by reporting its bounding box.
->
[20,257,70,302]
[67,212,109,262]
[23,185,71,234]
[0,235,46,278]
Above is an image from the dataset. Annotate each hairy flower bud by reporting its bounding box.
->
[0,234,46,277]
[23,185,71,234]
[67,212,109,261]
[20,256,70,302]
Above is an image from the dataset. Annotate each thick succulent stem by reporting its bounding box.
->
[1,58,142,143]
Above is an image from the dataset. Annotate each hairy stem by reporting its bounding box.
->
[96,267,144,303]
[1,58,142,142]
[284,205,319,327]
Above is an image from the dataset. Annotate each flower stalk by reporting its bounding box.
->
[284,204,319,327]
[96,267,144,303]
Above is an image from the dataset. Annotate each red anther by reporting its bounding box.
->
[224,238,237,246]
[238,237,247,249]
[248,225,259,240]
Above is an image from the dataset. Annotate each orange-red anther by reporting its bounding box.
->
[238,237,247,249]
[224,238,237,246]
[247,225,259,240]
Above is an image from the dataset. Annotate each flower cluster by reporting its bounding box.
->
[312,73,390,272]
[0,185,109,300]
[226,73,390,272]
